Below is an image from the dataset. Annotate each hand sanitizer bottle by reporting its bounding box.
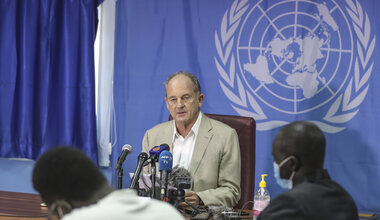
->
[253,174,270,219]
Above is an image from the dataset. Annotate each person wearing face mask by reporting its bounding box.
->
[258,121,358,220]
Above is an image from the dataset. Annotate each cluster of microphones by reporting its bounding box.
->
[115,144,192,209]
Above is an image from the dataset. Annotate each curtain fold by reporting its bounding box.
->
[95,0,117,167]
[0,0,98,162]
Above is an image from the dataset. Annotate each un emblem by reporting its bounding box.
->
[215,0,375,133]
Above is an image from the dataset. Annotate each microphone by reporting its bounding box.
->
[144,144,170,199]
[167,166,202,216]
[168,165,192,189]
[115,144,133,170]
[167,165,194,210]
[130,152,149,190]
[143,144,170,166]
[158,150,173,201]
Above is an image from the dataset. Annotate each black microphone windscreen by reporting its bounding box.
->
[168,165,192,186]
[138,152,148,160]
[160,143,170,151]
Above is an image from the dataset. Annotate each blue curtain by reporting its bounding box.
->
[0,0,98,162]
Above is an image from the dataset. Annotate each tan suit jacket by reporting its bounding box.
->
[142,113,241,207]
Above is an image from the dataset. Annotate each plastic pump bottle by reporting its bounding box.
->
[253,174,270,219]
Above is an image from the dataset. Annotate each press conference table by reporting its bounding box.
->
[0,190,373,220]
[0,191,48,219]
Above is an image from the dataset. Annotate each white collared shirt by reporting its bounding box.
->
[172,112,202,170]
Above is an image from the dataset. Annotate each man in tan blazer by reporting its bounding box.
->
[142,71,241,208]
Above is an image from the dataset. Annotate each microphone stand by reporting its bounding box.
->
[150,162,156,199]
[117,167,123,189]
[170,188,200,217]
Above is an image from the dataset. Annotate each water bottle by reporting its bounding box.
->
[253,174,270,219]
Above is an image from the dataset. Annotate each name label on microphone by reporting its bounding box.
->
[152,146,161,152]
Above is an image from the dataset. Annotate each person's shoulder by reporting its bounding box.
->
[292,176,352,198]
[271,189,301,204]
[146,199,185,219]
[280,179,358,215]
[61,202,108,220]
[285,180,326,200]
[258,191,305,220]
[314,178,358,207]
[203,115,235,132]
[62,190,184,220]
[265,185,314,210]
[146,120,173,132]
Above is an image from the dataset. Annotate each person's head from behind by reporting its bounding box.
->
[33,146,112,219]
[272,121,326,189]
[164,71,204,128]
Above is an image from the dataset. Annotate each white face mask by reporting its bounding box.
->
[273,156,296,190]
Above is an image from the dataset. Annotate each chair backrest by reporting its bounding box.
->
[169,113,256,209]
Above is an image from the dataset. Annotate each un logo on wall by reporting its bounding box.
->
[215,0,375,133]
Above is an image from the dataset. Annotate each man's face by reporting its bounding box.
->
[165,75,204,128]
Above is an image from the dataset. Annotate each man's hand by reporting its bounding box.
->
[179,191,200,209]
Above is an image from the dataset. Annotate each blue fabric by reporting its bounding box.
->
[0,0,98,162]
[113,0,380,213]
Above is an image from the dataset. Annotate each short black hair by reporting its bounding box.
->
[32,146,108,205]
[274,121,326,169]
